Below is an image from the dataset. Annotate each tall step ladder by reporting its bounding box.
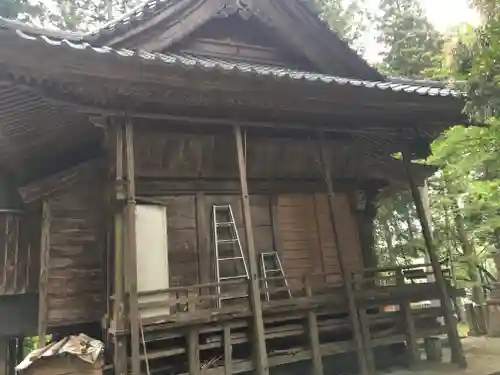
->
[260,252,292,301]
[212,204,250,308]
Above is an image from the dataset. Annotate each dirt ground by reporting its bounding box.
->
[386,337,500,375]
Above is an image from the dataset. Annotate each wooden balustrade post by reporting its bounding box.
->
[187,289,196,313]
[403,153,466,368]
[304,276,323,375]
[234,125,268,375]
[396,269,420,367]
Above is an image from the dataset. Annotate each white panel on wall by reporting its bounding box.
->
[135,204,170,319]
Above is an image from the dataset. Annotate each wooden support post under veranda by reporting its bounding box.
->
[403,152,467,369]
[234,125,269,375]
[314,133,373,375]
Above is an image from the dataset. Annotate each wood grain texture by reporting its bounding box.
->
[276,193,362,290]
[45,172,105,327]
[134,130,358,181]
[37,200,50,348]
[0,214,32,295]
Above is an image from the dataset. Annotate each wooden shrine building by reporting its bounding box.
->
[0,1,469,374]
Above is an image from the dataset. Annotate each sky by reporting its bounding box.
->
[422,0,480,32]
[364,0,481,62]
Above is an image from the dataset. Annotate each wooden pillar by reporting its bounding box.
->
[112,123,128,375]
[304,276,323,375]
[6,340,15,375]
[424,337,443,362]
[315,136,372,375]
[196,192,211,291]
[403,154,466,368]
[188,328,200,375]
[37,200,50,349]
[354,190,378,270]
[16,336,23,365]
[223,326,232,375]
[396,269,419,367]
[0,338,7,375]
[124,120,140,375]
[233,126,269,375]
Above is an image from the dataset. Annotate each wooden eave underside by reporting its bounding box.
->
[96,0,381,79]
[0,32,461,185]
[0,81,437,188]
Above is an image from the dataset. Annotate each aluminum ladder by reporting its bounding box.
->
[212,204,250,308]
[260,252,292,301]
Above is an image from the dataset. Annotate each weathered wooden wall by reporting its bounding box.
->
[25,126,367,328]
[45,173,105,326]
[0,205,40,296]
[277,193,362,290]
[134,128,359,181]
[171,14,315,69]
[134,190,362,293]
[134,127,365,291]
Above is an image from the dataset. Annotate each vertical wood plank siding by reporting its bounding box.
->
[0,209,39,296]
[46,177,105,326]
[279,193,363,290]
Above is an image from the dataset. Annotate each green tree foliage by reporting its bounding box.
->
[0,0,46,22]
[375,0,444,77]
[0,0,141,31]
[313,0,373,53]
[49,0,142,31]
[373,0,500,302]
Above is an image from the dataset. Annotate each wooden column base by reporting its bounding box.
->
[487,303,500,337]
[424,337,443,362]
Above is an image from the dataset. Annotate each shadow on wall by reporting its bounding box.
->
[0,293,38,337]
[241,344,408,375]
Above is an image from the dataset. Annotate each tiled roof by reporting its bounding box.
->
[8,28,462,98]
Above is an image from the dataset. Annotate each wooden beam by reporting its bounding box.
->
[315,134,372,375]
[112,123,127,375]
[79,107,417,136]
[233,125,269,375]
[104,0,198,47]
[36,200,50,349]
[403,153,467,369]
[19,159,99,203]
[304,276,323,375]
[137,179,356,196]
[223,325,232,375]
[141,0,228,52]
[125,120,141,375]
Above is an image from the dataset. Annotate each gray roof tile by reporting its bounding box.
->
[9,29,463,98]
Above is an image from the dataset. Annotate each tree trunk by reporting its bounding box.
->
[454,208,484,305]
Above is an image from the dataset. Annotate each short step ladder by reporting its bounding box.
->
[260,252,292,301]
[212,204,249,308]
